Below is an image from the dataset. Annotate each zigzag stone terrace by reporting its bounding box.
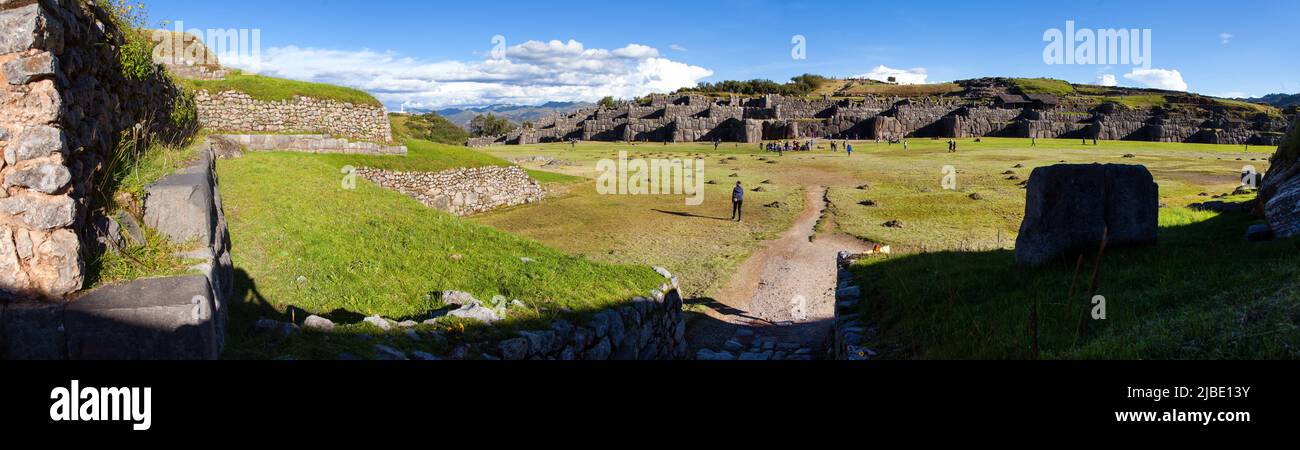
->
[467,79,1289,146]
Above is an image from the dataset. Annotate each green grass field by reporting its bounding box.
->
[215,133,1292,359]
[470,137,1296,359]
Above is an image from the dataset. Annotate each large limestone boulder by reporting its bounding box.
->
[1259,115,1300,236]
[1016,164,1159,267]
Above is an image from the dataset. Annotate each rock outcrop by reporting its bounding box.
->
[1260,115,1300,236]
[1016,164,1159,267]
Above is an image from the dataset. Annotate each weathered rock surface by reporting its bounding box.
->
[1260,115,1300,237]
[1016,164,1159,267]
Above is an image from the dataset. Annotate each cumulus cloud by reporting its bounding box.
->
[855,65,928,85]
[1219,33,1233,44]
[1123,68,1188,91]
[225,40,713,109]
[669,44,688,52]
[1097,73,1118,87]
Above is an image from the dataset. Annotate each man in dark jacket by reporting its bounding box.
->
[731,182,745,221]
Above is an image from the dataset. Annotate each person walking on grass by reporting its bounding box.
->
[731,181,745,222]
[1031,136,1037,147]
[847,143,854,157]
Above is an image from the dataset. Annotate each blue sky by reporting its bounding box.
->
[150,0,1300,109]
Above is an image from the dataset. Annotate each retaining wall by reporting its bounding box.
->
[194,90,393,143]
[3,143,232,360]
[215,133,406,155]
[832,252,876,361]
[356,165,545,216]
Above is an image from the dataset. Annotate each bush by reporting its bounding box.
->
[392,112,469,145]
[469,113,516,137]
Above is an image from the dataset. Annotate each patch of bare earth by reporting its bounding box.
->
[687,186,870,360]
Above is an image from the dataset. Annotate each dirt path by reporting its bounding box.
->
[687,186,870,360]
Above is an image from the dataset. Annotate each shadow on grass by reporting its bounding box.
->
[652,209,734,221]
[223,267,681,360]
[850,210,1300,360]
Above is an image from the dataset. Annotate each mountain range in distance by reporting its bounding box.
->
[1242,93,1300,109]
[417,101,594,129]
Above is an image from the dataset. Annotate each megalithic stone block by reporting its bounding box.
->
[1015,164,1159,267]
[143,150,216,247]
[64,275,219,360]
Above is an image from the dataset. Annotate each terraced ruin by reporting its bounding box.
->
[469,78,1290,147]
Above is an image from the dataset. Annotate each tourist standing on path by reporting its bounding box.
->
[731,182,745,221]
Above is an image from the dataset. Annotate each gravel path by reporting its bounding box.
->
[687,186,870,360]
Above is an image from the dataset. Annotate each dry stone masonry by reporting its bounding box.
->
[1,0,188,301]
[215,133,406,155]
[356,165,545,216]
[832,252,876,361]
[468,79,1288,147]
[194,90,394,143]
[2,1,229,359]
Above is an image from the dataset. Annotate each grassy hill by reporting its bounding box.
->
[175,70,383,107]
[390,112,470,145]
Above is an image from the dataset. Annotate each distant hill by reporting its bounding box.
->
[1242,93,1300,109]
[431,102,593,129]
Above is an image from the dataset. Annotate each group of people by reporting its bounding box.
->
[761,140,815,154]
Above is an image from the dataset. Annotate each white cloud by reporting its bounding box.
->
[1097,73,1117,87]
[1123,68,1188,91]
[1219,33,1234,44]
[669,44,687,52]
[1215,91,1251,99]
[225,40,713,109]
[855,65,928,85]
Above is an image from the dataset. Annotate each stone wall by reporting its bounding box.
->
[2,142,231,360]
[486,272,686,360]
[831,252,876,361]
[1,0,190,301]
[356,165,545,216]
[473,90,1288,147]
[215,133,406,155]
[194,90,393,143]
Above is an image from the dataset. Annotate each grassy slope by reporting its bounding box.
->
[176,71,382,107]
[218,139,606,359]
